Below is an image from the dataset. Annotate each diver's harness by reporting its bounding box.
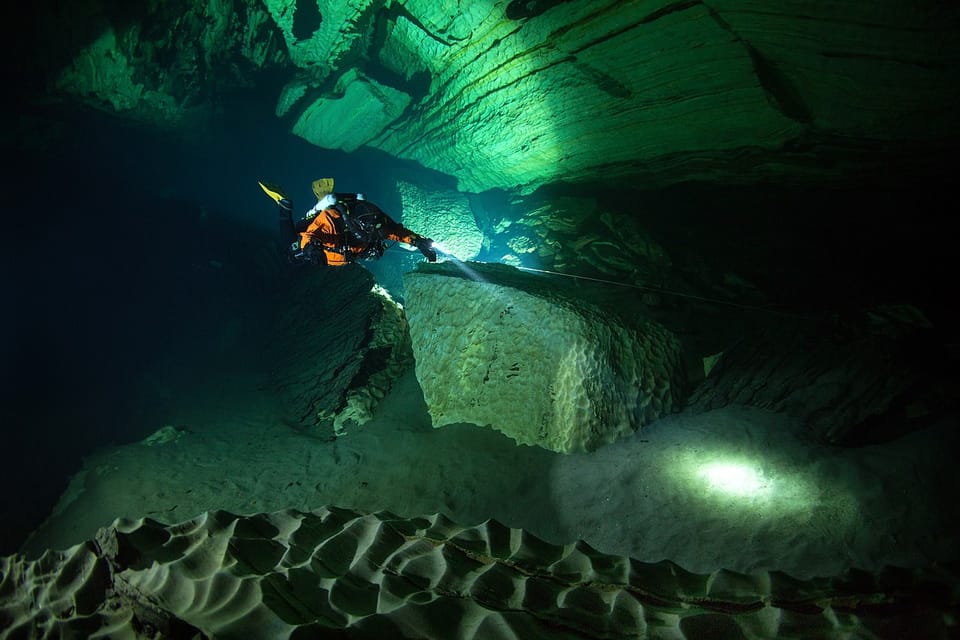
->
[294,194,388,263]
[329,199,387,262]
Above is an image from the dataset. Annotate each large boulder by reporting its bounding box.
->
[403,262,686,452]
[397,179,483,261]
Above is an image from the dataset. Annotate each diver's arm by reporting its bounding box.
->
[379,215,436,261]
[344,197,423,246]
[378,213,421,245]
[338,194,436,260]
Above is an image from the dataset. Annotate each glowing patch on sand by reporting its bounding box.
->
[698,462,770,497]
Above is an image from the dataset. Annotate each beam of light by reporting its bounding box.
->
[666,444,802,506]
[429,240,490,284]
[676,452,788,507]
[425,240,545,331]
[698,462,770,497]
[662,440,858,527]
[430,239,454,259]
[657,442,864,550]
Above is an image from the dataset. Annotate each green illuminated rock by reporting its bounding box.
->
[292,70,412,152]
[32,1,958,193]
[397,180,483,261]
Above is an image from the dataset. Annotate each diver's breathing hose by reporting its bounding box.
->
[515,266,809,319]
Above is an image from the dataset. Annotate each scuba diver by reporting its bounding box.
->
[258,177,437,266]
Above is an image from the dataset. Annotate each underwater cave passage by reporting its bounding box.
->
[293,0,322,41]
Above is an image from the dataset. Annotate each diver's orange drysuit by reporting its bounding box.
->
[299,196,429,266]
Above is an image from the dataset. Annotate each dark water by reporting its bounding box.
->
[0,98,419,554]
[2,95,955,556]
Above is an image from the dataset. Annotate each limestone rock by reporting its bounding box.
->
[327,284,413,436]
[262,0,374,73]
[366,0,959,193]
[267,268,412,436]
[2,507,955,639]
[479,192,673,283]
[292,70,412,152]
[403,262,686,453]
[397,180,483,261]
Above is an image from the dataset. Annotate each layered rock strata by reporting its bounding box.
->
[32,1,958,193]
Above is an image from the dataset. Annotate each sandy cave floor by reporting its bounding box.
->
[21,367,960,582]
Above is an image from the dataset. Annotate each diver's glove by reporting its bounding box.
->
[302,242,326,266]
[414,236,437,262]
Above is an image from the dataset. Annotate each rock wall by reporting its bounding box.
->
[48,0,286,128]
[475,190,674,283]
[267,267,412,436]
[403,262,686,452]
[689,304,957,445]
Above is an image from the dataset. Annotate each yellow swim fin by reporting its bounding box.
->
[311,177,335,201]
[258,181,289,204]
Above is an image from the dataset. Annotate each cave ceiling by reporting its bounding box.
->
[11,0,959,195]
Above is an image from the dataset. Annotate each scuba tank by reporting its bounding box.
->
[334,196,387,261]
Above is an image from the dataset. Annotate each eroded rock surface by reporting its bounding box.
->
[397,179,483,261]
[404,262,686,452]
